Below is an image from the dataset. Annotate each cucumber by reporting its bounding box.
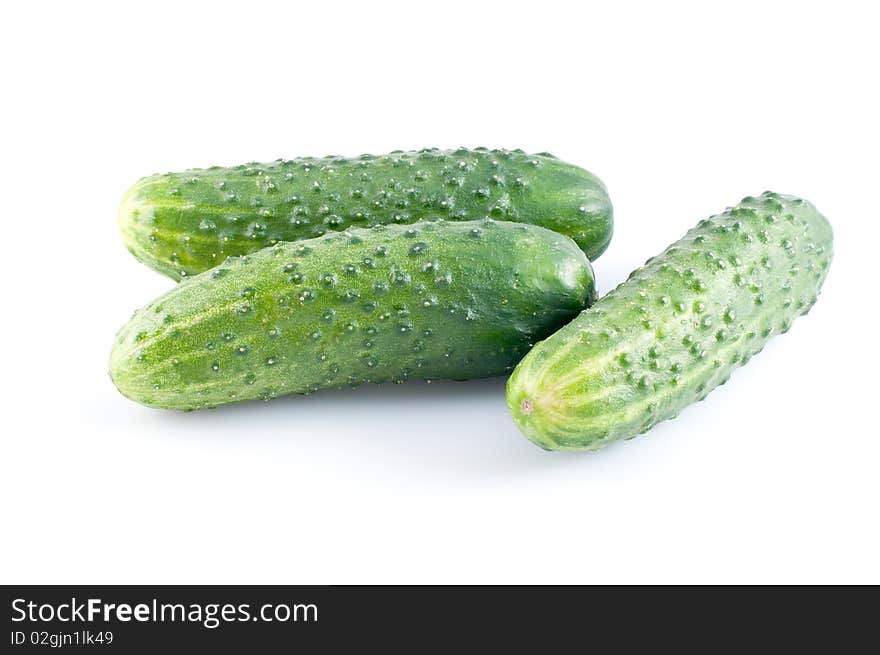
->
[118,148,612,280]
[507,192,833,451]
[111,219,596,410]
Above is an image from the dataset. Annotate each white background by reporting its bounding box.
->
[1,1,877,584]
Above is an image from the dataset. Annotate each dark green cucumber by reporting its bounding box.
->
[507,192,833,451]
[111,220,595,410]
[118,148,612,280]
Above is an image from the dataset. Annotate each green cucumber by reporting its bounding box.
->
[111,219,595,410]
[118,148,612,280]
[507,192,833,451]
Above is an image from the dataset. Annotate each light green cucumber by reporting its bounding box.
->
[507,192,833,451]
[111,220,595,410]
[118,148,612,280]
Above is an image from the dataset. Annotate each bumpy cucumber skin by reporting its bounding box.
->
[111,220,595,410]
[118,148,612,280]
[507,192,833,451]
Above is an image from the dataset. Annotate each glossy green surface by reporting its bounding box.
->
[118,148,612,280]
[111,220,595,410]
[507,192,833,451]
